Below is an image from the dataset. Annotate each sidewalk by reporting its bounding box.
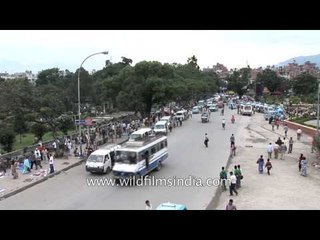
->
[0,135,128,201]
[211,113,320,210]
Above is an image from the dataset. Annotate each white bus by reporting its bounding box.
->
[112,133,168,181]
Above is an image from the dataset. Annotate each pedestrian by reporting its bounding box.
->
[49,154,55,174]
[226,199,237,210]
[297,128,302,140]
[288,137,293,153]
[230,134,235,145]
[204,133,209,148]
[42,148,48,164]
[271,144,278,160]
[234,165,241,189]
[300,157,307,177]
[237,164,243,185]
[230,142,236,157]
[52,140,57,153]
[145,200,152,210]
[229,172,238,196]
[22,156,31,174]
[275,137,283,146]
[269,116,273,124]
[267,143,273,159]
[280,144,286,160]
[275,119,280,130]
[265,159,272,175]
[271,120,275,131]
[10,160,18,179]
[35,148,42,169]
[298,154,304,172]
[257,155,264,174]
[284,124,288,137]
[219,167,228,190]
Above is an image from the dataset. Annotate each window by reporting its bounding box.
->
[164,140,167,147]
[160,142,164,149]
[151,147,156,154]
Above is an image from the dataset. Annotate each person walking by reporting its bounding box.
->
[298,154,304,172]
[257,155,264,174]
[273,143,279,159]
[288,137,293,153]
[284,124,288,137]
[275,119,280,130]
[267,143,273,159]
[222,118,226,130]
[300,157,307,176]
[49,154,55,174]
[22,156,31,174]
[234,165,242,189]
[229,172,238,196]
[226,199,237,210]
[230,142,236,157]
[265,159,272,175]
[271,120,275,131]
[297,128,302,140]
[11,160,18,179]
[280,143,286,160]
[230,134,235,145]
[204,133,209,148]
[219,167,228,190]
[145,200,152,210]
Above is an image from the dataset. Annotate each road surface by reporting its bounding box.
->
[0,108,250,209]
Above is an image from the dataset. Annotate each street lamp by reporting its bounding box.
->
[317,79,320,133]
[78,51,108,156]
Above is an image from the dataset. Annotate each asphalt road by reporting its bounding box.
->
[0,108,250,210]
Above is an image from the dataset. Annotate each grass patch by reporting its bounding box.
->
[289,117,316,129]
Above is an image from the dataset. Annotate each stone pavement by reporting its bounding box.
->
[211,113,320,210]
[0,135,128,201]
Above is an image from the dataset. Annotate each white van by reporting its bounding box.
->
[85,145,120,174]
[240,104,253,116]
[160,116,172,128]
[154,120,168,135]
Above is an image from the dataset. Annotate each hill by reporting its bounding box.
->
[276,54,320,67]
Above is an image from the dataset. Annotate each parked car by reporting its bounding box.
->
[209,104,218,112]
[192,106,200,114]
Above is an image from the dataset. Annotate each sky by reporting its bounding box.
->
[1,30,320,74]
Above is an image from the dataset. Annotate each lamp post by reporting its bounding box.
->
[78,51,108,156]
[317,79,320,134]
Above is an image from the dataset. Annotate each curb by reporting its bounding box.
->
[206,153,233,210]
[0,138,129,202]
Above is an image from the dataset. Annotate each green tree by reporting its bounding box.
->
[31,123,47,142]
[13,111,28,144]
[256,69,284,93]
[36,68,61,86]
[226,68,250,98]
[292,73,317,95]
[58,114,74,135]
[121,57,133,66]
[187,55,200,70]
[0,128,16,152]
